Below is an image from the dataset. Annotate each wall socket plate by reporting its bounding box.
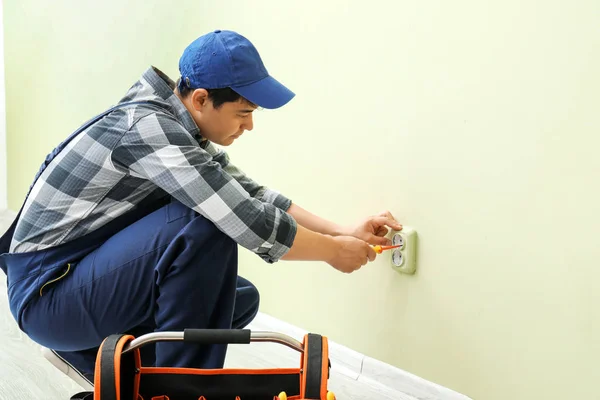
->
[388,226,417,274]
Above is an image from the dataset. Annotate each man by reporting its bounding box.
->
[0,30,402,384]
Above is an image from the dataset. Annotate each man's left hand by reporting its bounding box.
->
[342,211,403,246]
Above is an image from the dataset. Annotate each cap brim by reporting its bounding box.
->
[230,75,295,109]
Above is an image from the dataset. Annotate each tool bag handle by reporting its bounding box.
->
[183,328,251,344]
[121,329,304,354]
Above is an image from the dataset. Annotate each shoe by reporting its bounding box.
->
[42,347,94,391]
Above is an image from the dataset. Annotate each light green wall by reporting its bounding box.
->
[4,1,600,399]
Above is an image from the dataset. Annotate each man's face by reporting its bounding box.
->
[182,89,256,146]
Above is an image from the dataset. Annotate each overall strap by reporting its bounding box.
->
[0,101,156,268]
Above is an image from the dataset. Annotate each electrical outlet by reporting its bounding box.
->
[389,226,417,274]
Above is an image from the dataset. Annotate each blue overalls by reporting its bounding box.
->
[0,102,259,381]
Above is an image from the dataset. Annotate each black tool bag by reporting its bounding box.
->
[70,329,336,400]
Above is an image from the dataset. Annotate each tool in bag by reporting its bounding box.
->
[70,329,336,400]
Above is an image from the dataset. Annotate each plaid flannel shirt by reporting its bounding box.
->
[10,67,297,263]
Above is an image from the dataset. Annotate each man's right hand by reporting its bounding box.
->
[327,236,377,274]
[281,224,377,273]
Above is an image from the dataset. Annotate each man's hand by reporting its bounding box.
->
[327,236,377,274]
[342,211,403,246]
[281,205,402,273]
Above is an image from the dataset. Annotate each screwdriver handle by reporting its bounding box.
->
[372,244,402,254]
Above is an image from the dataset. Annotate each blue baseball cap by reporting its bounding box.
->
[178,30,295,109]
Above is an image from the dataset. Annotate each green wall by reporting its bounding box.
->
[4,1,600,399]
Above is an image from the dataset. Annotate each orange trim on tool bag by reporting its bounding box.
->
[95,335,136,400]
[114,335,135,400]
[140,367,300,375]
[320,337,329,400]
[301,334,330,399]
[133,343,142,400]
[94,338,105,400]
[300,333,309,399]
[114,341,122,400]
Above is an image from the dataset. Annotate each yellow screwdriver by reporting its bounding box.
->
[371,244,402,254]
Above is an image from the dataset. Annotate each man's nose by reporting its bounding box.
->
[243,114,254,131]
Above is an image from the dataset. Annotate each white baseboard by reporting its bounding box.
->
[249,312,472,400]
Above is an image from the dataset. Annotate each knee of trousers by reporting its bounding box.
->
[246,283,260,316]
[238,278,260,322]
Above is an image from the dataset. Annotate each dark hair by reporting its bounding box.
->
[176,77,253,109]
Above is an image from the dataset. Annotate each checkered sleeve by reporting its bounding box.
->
[111,112,297,263]
[202,141,293,212]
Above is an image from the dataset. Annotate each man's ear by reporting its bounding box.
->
[191,89,209,111]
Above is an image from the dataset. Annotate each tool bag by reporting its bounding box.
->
[70,329,335,400]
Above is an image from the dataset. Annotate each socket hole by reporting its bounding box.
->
[392,234,404,248]
[392,250,404,267]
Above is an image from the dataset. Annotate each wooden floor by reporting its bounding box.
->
[0,211,469,400]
